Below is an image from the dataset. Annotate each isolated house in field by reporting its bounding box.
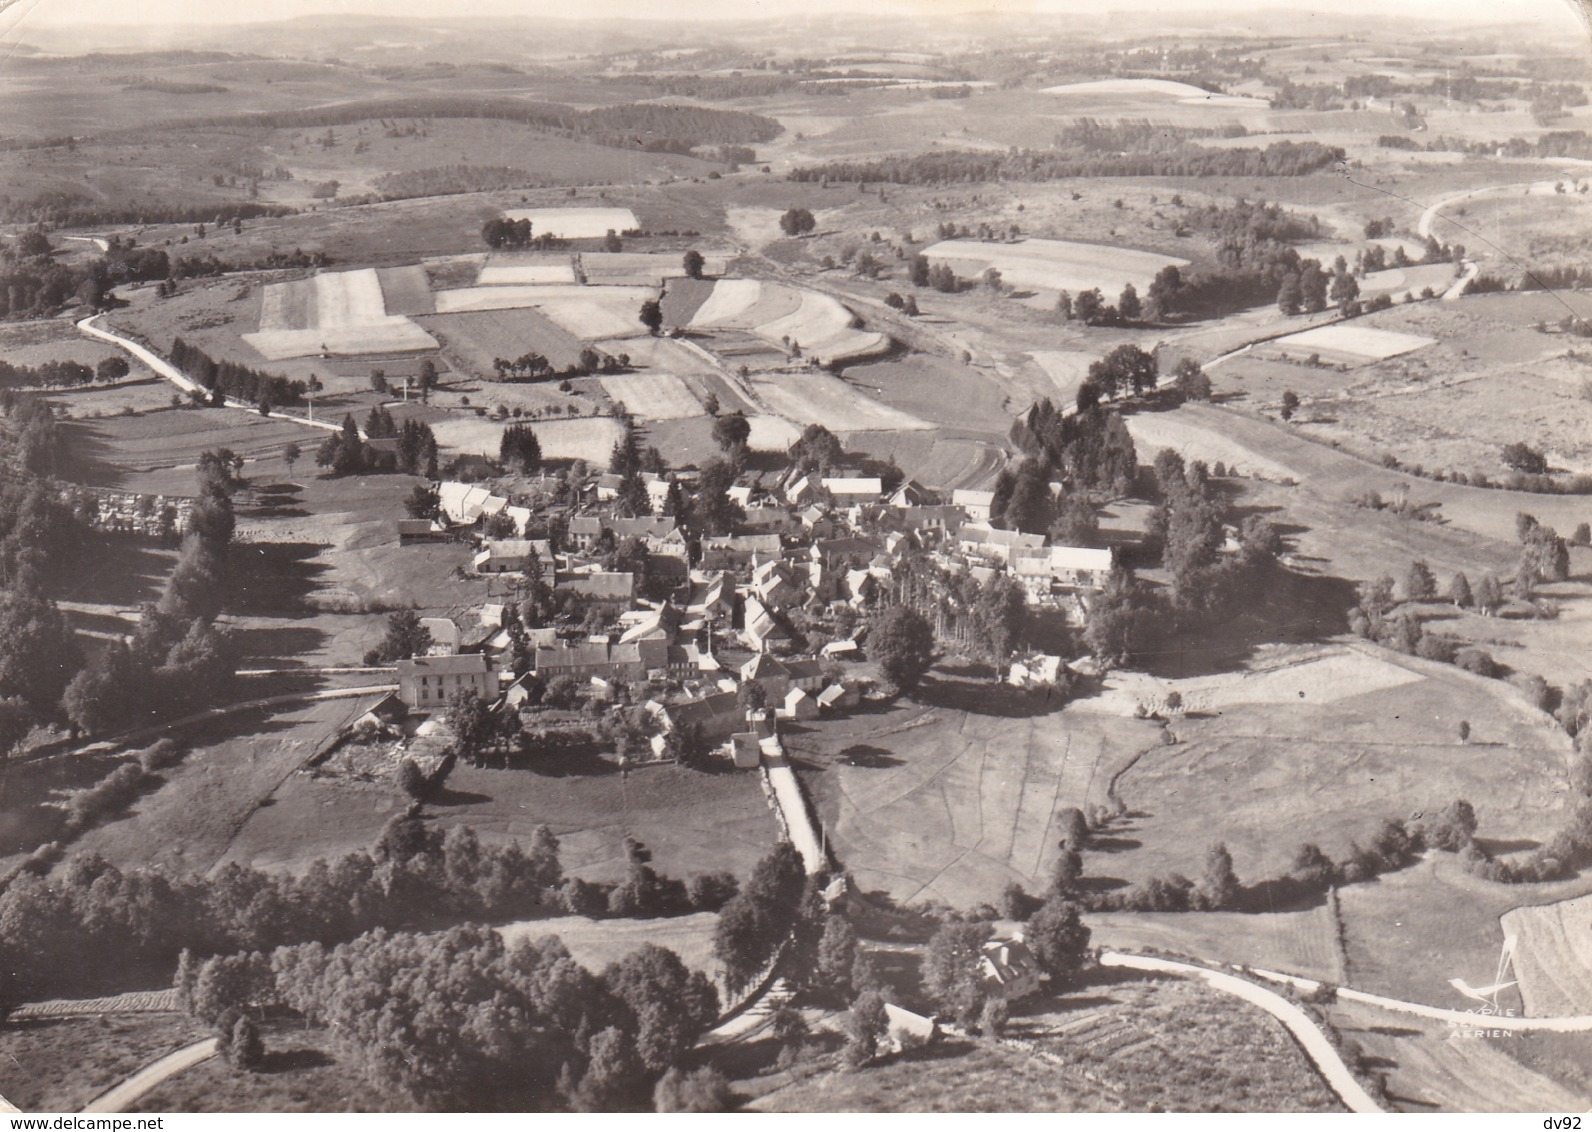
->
[978,935,1043,1001]
[952,489,996,523]
[882,1003,938,1054]
[398,653,498,709]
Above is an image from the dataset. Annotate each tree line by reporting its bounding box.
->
[167,337,305,409]
[787,139,1342,184]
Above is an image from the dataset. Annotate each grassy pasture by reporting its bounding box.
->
[497,912,721,979]
[1112,658,1571,890]
[1086,907,1343,983]
[0,1013,208,1114]
[789,685,1163,909]
[127,1018,396,1114]
[1332,1000,1588,1113]
[420,307,587,374]
[1013,976,1342,1112]
[58,410,314,495]
[427,412,625,464]
[1269,324,1437,363]
[753,371,932,433]
[0,316,141,372]
[922,238,1190,296]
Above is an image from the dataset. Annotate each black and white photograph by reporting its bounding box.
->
[0,0,1588,1114]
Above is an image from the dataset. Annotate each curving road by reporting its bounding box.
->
[81,1038,218,1114]
[77,316,354,437]
[1246,966,1592,1033]
[1099,951,1385,1113]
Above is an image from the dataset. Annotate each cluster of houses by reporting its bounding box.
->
[67,487,189,538]
[391,466,1116,769]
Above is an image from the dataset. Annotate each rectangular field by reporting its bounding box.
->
[242,323,440,360]
[1270,323,1437,363]
[427,412,626,465]
[418,308,585,374]
[923,238,1190,295]
[501,206,639,239]
[581,251,728,285]
[477,260,578,287]
[752,372,932,432]
[598,372,703,420]
[433,284,655,338]
[247,268,437,360]
[1501,894,1592,1017]
[375,265,436,316]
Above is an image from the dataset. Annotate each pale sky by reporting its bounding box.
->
[0,0,1587,39]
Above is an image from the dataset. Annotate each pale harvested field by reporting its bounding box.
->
[497,912,720,979]
[752,371,932,432]
[755,290,882,362]
[1095,645,1423,718]
[477,261,577,286]
[1501,894,1592,1017]
[1271,324,1437,363]
[745,413,802,451]
[1040,77,1271,109]
[581,251,729,284]
[247,268,437,360]
[724,284,802,330]
[599,372,703,420]
[1125,409,1300,481]
[1355,263,1460,299]
[428,412,625,465]
[501,206,639,239]
[434,284,654,339]
[597,335,717,376]
[536,296,650,340]
[688,279,763,327]
[923,238,1190,295]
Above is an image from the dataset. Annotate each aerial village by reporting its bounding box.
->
[384,459,1115,778]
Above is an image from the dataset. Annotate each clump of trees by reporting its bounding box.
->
[168,338,303,410]
[778,207,817,237]
[316,415,438,477]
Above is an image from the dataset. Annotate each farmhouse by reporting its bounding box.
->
[661,690,746,743]
[397,653,499,708]
[472,539,549,574]
[978,935,1043,1001]
[957,522,1045,564]
[821,476,884,504]
[419,617,461,655]
[743,596,792,653]
[701,533,782,572]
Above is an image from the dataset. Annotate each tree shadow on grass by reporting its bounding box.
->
[913,674,1066,719]
[229,542,331,617]
[231,623,328,665]
[260,1048,335,1074]
[429,785,493,806]
[837,743,903,769]
[56,537,175,608]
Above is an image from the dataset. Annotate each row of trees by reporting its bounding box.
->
[0,812,565,1006]
[0,356,126,390]
[787,140,1343,185]
[316,415,439,478]
[168,337,305,409]
[62,449,242,736]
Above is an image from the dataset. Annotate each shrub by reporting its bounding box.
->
[65,762,147,832]
[136,738,184,772]
[1454,647,1499,678]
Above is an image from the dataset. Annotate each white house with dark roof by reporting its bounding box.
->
[397,653,498,708]
[952,489,996,523]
